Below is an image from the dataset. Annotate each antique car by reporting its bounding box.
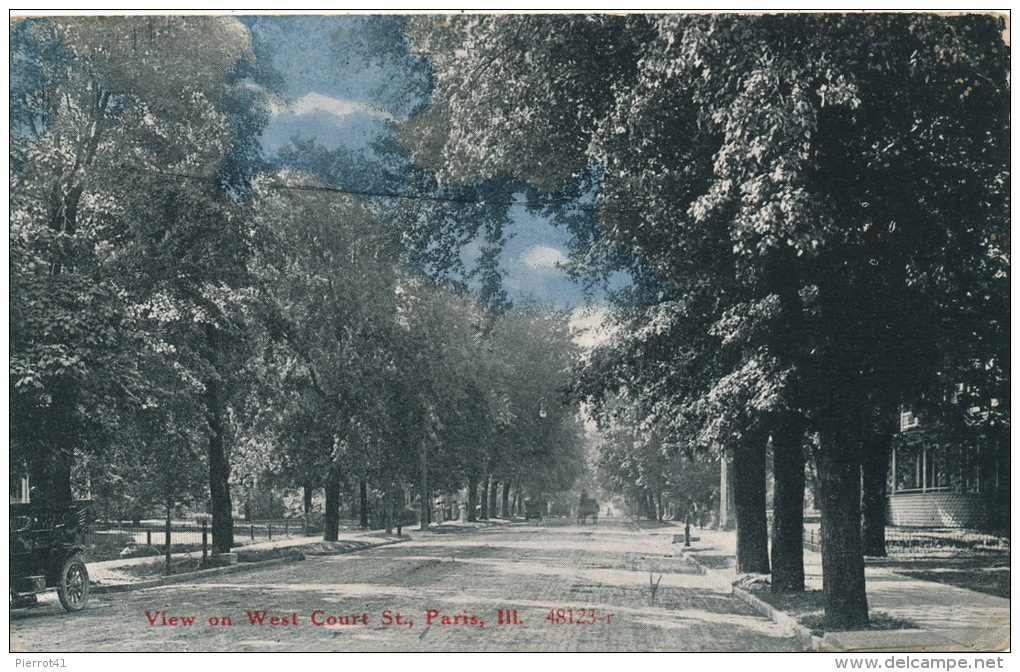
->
[10,501,93,612]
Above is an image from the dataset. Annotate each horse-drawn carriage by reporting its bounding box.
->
[10,501,93,612]
[577,494,598,524]
[524,498,547,521]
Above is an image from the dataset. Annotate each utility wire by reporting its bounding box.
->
[127,165,649,215]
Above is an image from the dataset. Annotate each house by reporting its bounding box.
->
[888,406,1007,530]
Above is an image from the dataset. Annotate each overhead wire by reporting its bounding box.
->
[125,165,651,215]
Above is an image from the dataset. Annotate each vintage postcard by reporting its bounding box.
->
[9,10,1009,664]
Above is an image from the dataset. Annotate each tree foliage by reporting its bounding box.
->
[401,11,1009,629]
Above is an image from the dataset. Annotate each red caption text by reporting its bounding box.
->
[144,607,616,629]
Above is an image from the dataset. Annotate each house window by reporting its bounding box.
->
[9,474,29,504]
[900,408,920,432]
[892,445,951,493]
[894,444,921,491]
[925,449,950,490]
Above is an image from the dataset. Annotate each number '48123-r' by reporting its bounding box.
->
[545,609,614,625]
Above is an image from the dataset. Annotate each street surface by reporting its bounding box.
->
[11,518,798,652]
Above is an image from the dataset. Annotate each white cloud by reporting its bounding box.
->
[271,91,391,121]
[520,245,569,270]
[570,305,618,350]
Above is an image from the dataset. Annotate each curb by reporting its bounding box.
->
[679,546,820,652]
[731,585,822,652]
[728,585,976,653]
[91,536,405,595]
[92,554,305,594]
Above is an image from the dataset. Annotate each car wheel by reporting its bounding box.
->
[57,555,90,612]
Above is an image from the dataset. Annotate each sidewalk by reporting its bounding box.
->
[87,528,406,589]
[647,523,1009,652]
[804,547,1009,652]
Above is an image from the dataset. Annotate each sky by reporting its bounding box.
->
[241,15,620,311]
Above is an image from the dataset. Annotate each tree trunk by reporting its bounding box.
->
[33,382,75,505]
[30,113,106,503]
[418,430,429,530]
[359,480,369,528]
[766,253,807,586]
[489,480,499,519]
[164,501,173,574]
[467,478,478,522]
[303,484,313,516]
[501,480,511,518]
[861,432,891,557]
[383,488,393,535]
[204,328,233,553]
[323,467,341,542]
[719,449,736,530]
[818,435,870,630]
[479,478,490,520]
[733,430,770,574]
[771,415,806,592]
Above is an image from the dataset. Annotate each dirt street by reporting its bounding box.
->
[11,519,798,652]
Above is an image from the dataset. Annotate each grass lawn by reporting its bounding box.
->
[871,556,1010,599]
[742,582,918,636]
[108,539,384,580]
[876,529,1010,599]
[737,529,1008,634]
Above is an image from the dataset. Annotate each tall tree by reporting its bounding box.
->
[251,171,402,539]
[11,16,269,554]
